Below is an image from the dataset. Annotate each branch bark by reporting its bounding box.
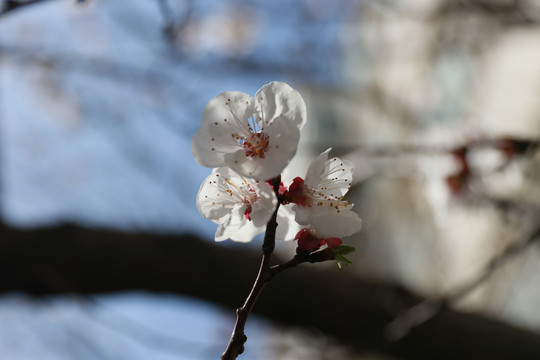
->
[222,176,281,359]
[1,222,540,359]
[0,0,54,17]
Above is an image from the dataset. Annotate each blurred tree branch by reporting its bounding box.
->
[1,0,52,16]
[437,0,536,26]
[0,0,88,17]
[1,222,540,359]
[386,224,540,341]
[156,0,192,40]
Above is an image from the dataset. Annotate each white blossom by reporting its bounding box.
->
[191,82,307,180]
[196,167,278,242]
[275,205,303,241]
[289,148,362,238]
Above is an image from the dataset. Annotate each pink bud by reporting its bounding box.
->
[286,177,308,206]
[295,228,322,251]
[321,237,342,248]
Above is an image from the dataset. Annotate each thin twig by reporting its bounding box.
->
[269,250,333,278]
[156,0,175,35]
[221,223,335,358]
[221,177,281,360]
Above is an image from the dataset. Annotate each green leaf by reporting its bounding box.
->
[329,245,356,269]
[334,245,355,255]
[335,255,352,269]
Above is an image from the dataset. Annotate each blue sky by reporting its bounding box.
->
[0,1,358,358]
[0,0,354,236]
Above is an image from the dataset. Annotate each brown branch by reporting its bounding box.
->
[1,0,52,16]
[269,250,335,277]
[221,176,281,360]
[221,179,340,358]
[1,222,540,358]
[220,250,270,359]
[156,0,175,33]
[156,0,193,40]
[0,0,85,17]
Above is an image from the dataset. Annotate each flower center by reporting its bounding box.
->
[285,177,352,213]
[244,205,252,221]
[243,132,270,158]
[240,183,258,221]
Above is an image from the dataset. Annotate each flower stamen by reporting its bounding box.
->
[243,132,270,158]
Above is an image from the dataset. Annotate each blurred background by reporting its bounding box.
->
[1,0,540,359]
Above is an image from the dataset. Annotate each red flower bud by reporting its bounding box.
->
[321,237,342,248]
[295,228,321,251]
[285,177,308,206]
[295,228,343,252]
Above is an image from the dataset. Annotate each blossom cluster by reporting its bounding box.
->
[192,82,361,255]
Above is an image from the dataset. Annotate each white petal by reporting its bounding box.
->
[305,148,354,199]
[193,83,306,180]
[215,213,233,241]
[227,222,265,242]
[202,91,253,127]
[307,207,362,238]
[228,117,301,180]
[305,148,331,189]
[319,157,354,199]
[290,148,361,239]
[192,91,253,168]
[198,167,278,242]
[196,168,240,221]
[292,204,311,225]
[191,127,234,168]
[275,205,303,241]
[249,181,278,226]
[216,208,266,243]
[254,82,307,129]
